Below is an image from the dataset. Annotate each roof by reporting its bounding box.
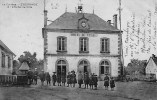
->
[0,40,15,56]
[46,12,120,32]
[19,62,30,71]
[152,56,157,66]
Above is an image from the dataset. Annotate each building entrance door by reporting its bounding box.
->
[56,60,67,77]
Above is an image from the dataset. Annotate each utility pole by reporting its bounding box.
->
[118,0,124,77]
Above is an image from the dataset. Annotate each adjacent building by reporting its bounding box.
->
[42,6,122,80]
[146,54,157,79]
[0,40,15,75]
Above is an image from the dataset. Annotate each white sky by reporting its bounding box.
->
[0,0,157,65]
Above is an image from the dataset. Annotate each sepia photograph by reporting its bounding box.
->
[0,0,157,100]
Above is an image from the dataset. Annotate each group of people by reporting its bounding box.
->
[27,69,115,91]
[104,74,115,91]
[27,68,38,85]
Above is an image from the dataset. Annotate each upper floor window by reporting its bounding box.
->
[1,52,5,67]
[79,37,89,53]
[100,38,110,53]
[57,36,67,52]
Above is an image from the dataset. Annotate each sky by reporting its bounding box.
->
[0,0,157,65]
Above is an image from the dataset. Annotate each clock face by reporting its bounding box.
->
[81,22,86,28]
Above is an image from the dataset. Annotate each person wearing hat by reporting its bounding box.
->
[89,73,93,89]
[39,70,45,86]
[33,68,38,85]
[84,72,89,89]
[52,72,57,86]
[104,73,109,90]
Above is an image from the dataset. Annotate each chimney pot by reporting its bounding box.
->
[107,20,111,25]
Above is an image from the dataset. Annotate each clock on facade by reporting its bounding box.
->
[81,21,86,28]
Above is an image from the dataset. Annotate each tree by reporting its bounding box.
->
[18,51,43,71]
[125,59,147,75]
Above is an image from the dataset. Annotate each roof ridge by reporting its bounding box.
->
[0,40,15,56]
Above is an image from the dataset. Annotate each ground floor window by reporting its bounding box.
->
[56,60,67,76]
[100,60,111,75]
[78,59,90,74]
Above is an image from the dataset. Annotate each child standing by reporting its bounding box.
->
[110,77,115,91]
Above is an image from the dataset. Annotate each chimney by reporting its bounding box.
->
[44,10,48,27]
[107,20,111,25]
[152,54,156,59]
[113,14,117,28]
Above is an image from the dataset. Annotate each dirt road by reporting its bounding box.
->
[0,81,157,100]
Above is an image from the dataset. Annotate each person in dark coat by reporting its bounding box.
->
[78,71,83,88]
[104,74,109,90]
[33,68,38,85]
[93,74,98,90]
[84,72,89,89]
[45,72,51,86]
[61,70,66,86]
[27,69,33,85]
[52,72,57,86]
[39,70,45,86]
[110,77,115,91]
[89,74,94,89]
[71,70,77,87]
[67,72,71,87]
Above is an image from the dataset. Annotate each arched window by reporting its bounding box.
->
[78,60,90,73]
[56,60,67,76]
[100,60,111,75]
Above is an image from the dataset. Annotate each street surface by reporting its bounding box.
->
[0,81,157,100]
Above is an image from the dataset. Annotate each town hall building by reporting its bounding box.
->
[42,6,122,80]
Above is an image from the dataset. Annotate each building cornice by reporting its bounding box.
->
[42,28,123,34]
[45,53,120,57]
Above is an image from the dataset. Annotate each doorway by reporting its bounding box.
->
[56,60,67,77]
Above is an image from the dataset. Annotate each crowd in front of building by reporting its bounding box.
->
[26,68,115,91]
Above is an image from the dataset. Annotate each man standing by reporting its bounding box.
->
[45,72,51,86]
[52,72,57,86]
[39,70,45,86]
[93,74,98,90]
[67,72,71,87]
[84,72,89,89]
[27,69,33,85]
[33,68,38,85]
[78,71,83,88]
[104,74,109,90]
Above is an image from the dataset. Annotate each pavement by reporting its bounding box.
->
[0,81,157,100]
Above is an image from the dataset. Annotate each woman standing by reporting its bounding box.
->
[104,74,109,90]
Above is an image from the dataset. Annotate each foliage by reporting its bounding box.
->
[125,59,147,75]
[15,51,44,71]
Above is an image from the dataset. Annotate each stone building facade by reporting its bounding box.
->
[42,11,122,80]
[0,40,15,75]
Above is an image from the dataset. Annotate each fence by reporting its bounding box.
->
[0,75,29,86]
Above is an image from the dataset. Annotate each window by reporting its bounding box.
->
[100,38,110,53]
[56,60,67,76]
[79,37,89,53]
[1,52,5,67]
[57,36,67,52]
[8,56,11,68]
[100,60,111,75]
